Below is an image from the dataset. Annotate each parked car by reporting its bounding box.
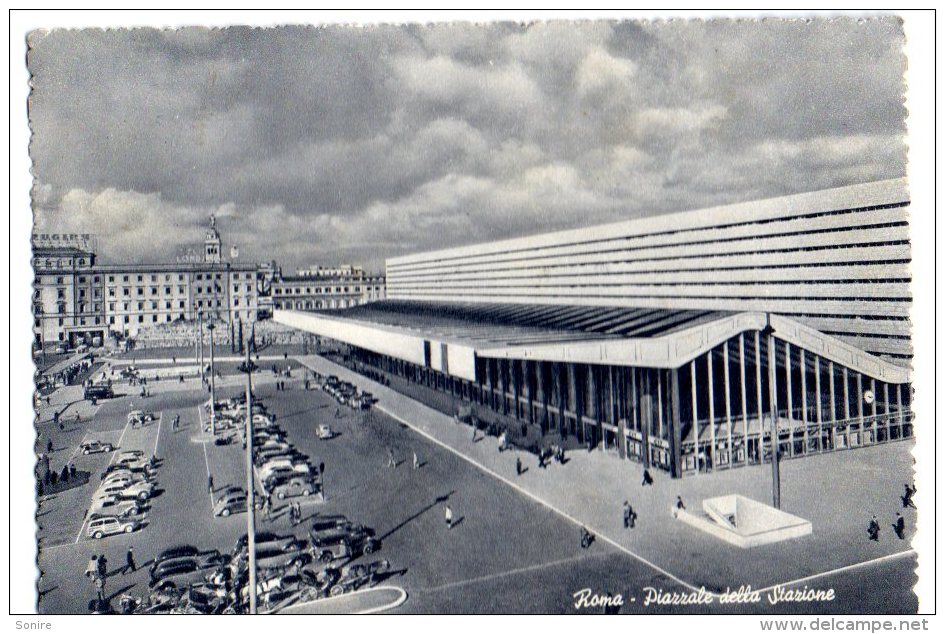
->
[127,410,156,426]
[310,526,381,562]
[87,515,141,539]
[308,514,354,533]
[101,463,154,480]
[233,531,299,555]
[89,494,146,517]
[80,440,114,455]
[150,548,228,576]
[272,475,320,500]
[84,385,114,401]
[254,540,311,571]
[97,480,155,501]
[149,558,226,590]
[317,424,333,440]
[328,559,391,596]
[213,490,247,517]
[259,460,311,482]
[101,473,149,489]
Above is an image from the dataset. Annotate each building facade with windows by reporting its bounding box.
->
[32,216,262,346]
[275,178,914,478]
[272,270,385,312]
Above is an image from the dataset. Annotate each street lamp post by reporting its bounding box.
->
[208,319,216,436]
[198,314,205,383]
[244,330,257,614]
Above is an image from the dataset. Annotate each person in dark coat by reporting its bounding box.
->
[868,515,881,541]
[642,469,654,486]
[902,484,917,509]
[516,457,523,476]
[623,501,631,529]
[124,547,137,574]
[892,513,906,540]
[97,555,108,578]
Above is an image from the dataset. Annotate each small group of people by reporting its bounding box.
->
[275,380,289,391]
[537,444,566,469]
[867,483,915,542]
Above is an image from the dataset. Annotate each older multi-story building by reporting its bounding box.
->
[272,267,385,311]
[32,215,262,347]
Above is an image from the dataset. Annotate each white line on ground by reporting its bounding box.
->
[416,551,613,595]
[271,585,408,615]
[754,548,916,594]
[152,416,162,457]
[202,441,214,511]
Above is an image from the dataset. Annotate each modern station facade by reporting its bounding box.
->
[276,179,914,478]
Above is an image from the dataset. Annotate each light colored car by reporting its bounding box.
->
[89,495,145,518]
[317,424,333,440]
[101,473,148,489]
[259,460,310,481]
[127,410,156,426]
[87,515,140,539]
[272,475,320,500]
[97,480,155,501]
[80,440,114,455]
[213,490,247,517]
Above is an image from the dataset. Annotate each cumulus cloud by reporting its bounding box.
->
[27,18,907,272]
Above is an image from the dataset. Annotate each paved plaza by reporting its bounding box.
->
[35,353,917,614]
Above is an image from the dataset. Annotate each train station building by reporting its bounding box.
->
[276,178,914,478]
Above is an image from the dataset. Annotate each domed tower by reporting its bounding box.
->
[204,213,222,264]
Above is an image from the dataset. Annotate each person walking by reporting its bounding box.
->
[892,513,906,540]
[868,515,881,541]
[902,484,917,509]
[516,456,523,476]
[123,547,137,574]
[207,475,214,496]
[387,448,396,469]
[623,501,631,529]
[85,555,98,578]
[445,504,454,530]
[412,451,420,470]
[642,469,653,487]
[97,554,108,579]
[46,439,53,453]
[628,504,637,529]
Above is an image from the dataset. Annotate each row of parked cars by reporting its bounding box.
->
[123,513,388,613]
[320,374,376,410]
[86,449,161,539]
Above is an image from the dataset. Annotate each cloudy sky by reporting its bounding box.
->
[27,18,907,272]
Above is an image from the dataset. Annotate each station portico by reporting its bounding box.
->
[275,178,914,479]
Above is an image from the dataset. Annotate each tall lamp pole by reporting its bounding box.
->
[208,319,217,436]
[764,322,781,509]
[244,330,257,614]
[198,313,205,383]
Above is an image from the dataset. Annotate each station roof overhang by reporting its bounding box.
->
[274,301,911,385]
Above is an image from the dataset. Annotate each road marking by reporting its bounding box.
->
[272,585,408,615]
[416,551,613,594]
[753,549,916,594]
[152,416,162,456]
[201,440,215,512]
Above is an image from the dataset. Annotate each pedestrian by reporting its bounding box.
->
[628,504,637,529]
[85,555,98,578]
[893,513,906,540]
[172,356,176,364]
[623,501,631,529]
[642,469,654,487]
[53,411,59,426]
[387,448,396,468]
[61,465,69,483]
[516,456,523,476]
[124,547,137,574]
[69,463,76,479]
[445,504,453,530]
[179,375,184,383]
[902,484,917,509]
[46,439,53,453]
[673,495,686,518]
[208,475,214,495]
[868,515,881,541]
[521,422,527,438]
[97,554,108,578]
[413,451,420,470]
[471,425,478,442]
